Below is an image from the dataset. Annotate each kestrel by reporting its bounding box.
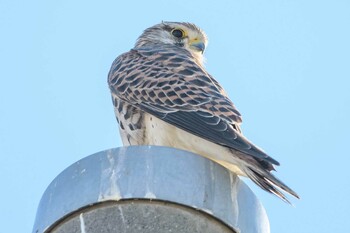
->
[108,22,299,203]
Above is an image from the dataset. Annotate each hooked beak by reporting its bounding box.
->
[189,40,205,54]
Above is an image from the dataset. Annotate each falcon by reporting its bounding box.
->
[108,22,299,203]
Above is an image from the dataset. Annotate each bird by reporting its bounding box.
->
[108,21,299,203]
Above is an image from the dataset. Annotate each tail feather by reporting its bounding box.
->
[244,167,300,204]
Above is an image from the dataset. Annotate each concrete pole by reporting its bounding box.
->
[33,146,270,233]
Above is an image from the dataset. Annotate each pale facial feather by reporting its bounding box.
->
[134,22,208,66]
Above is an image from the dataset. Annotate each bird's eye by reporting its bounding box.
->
[171,29,185,38]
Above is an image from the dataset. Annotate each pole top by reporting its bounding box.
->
[33,146,270,233]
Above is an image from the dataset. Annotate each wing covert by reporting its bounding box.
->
[108,46,279,165]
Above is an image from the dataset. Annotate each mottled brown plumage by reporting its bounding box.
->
[108,22,299,203]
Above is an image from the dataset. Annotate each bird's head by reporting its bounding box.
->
[135,22,208,66]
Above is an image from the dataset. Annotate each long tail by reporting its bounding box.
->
[243,166,300,204]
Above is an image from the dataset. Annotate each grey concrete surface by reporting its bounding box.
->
[51,200,235,233]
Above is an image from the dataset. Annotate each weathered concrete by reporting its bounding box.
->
[51,200,235,233]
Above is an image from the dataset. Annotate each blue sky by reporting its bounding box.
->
[1,0,349,232]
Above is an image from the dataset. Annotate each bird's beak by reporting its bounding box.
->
[189,40,205,54]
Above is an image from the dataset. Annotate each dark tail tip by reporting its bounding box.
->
[245,167,299,204]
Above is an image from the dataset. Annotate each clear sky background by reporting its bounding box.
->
[1,0,349,232]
